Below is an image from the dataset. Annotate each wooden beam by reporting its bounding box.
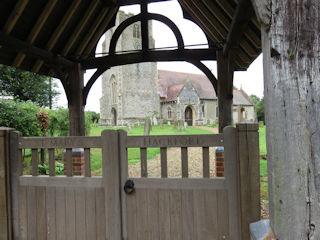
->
[105,0,172,6]
[0,31,74,70]
[12,0,58,68]
[61,0,100,57]
[3,0,29,34]
[32,0,81,73]
[223,0,255,55]
[217,50,234,133]
[81,8,118,58]
[81,48,217,69]
[74,6,110,59]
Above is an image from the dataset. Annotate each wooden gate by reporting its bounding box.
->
[4,123,260,240]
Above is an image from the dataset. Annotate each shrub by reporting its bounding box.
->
[0,100,42,136]
[48,108,92,136]
[86,111,100,124]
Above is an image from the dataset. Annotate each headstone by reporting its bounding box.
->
[179,120,185,131]
[127,123,132,133]
[153,117,158,126]
[159,119,164,128]
[173,120,178,130]
[167,121,171,125]
[184,122,188,128]
[144,117,151,136]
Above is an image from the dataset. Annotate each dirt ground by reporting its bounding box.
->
[128,126,269,219]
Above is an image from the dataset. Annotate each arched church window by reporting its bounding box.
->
[110,76,117,104]
[133,24,140,38]
[168,107,172,119]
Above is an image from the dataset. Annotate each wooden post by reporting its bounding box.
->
[101,130,122,239]
[0,128,13,240]
[236,122,260,240]
[251,0,320,237]
[217,50,234,133]
[67,63,85,136]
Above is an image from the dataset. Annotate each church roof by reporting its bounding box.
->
[158,70,217,101]
[158,69,254,106]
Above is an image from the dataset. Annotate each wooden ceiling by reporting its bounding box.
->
[0,0,261,79]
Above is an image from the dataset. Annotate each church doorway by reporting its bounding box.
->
[185,106,193,126]
[111,108,117,126]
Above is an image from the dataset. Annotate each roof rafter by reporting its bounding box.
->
[61,0,100,57]
[32,0,81,72]
[3,0,29,34]
[12,0,58,68]
[223,0,255,56]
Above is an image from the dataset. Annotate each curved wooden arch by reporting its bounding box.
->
[109,12,185,54]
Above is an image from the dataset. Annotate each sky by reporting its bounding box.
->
[55,0,264,112]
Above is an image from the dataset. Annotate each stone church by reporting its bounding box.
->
[99,11,255,126]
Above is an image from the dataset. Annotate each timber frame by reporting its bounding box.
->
[0,0,261,136]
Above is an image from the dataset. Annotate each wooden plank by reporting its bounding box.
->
[27,186,37,240]
[18,186,27,240]
[84,148,91,177]
[169,190,182,240]
[202,147,210,178]
[65,188,76,240]
[36,187,47,240]
[86,188,97,240]
[119,130,128,239]
[66,148,73,177]
[158,190,170,240]
[236,123,260,239]
[136,189,148,239]
[223,126,241,239]
[181,147,188,178]
[126,193,137,240]
[204,190,218,239]
[55,187,66,240]
[140,148,147,178]
[75,188,86,240]
[3,0,29,34]
[45,187,56,240]
[193,190,205,239]
[101,130,121,239]
[10,131,22,239]
[31,149,38,176]
[19,176,102,188]
[18,149,23,176]
[131,178,226,190]
[48,149,55,176]
[13,0,58,67]
[0,130,8,240]
[146,189,159,239]
[32,0,81,72]
[19,136,102,149]
[217,190,229,239]
[160,147,168,178]
[95,188,106,240]
[181,190,194,240]
[126,134,223,148]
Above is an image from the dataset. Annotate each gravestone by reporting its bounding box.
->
[144,117,151,136]
[159,119,164,128]
[179,120,185,131]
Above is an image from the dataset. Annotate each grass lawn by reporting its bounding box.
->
[259,126,268,203]
[89,124,214,175]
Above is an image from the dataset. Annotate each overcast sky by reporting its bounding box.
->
[56,0,263,112]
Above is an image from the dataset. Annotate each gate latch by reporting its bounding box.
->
[124,179,135,195]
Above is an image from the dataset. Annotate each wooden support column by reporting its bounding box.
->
[67,64,85,136]
[217,50,234,133]
[0,128,14,240]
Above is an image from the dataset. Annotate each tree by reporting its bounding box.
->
[250,95,264,122]
[251,0,320,238]
[0,64,59,108]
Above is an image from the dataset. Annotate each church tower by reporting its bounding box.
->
[99,11,159,126]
